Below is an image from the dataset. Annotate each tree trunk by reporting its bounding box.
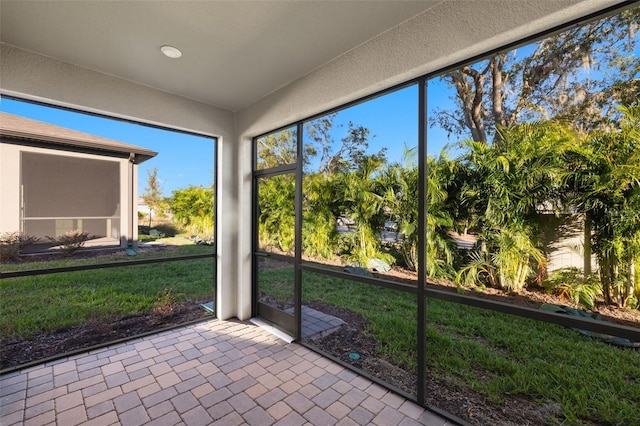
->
[491,55,507,129]
[515,262,525,291]
[600,256,612,305]
[583,215,592,275]
[626,255,635,308]
[451,67,489,143]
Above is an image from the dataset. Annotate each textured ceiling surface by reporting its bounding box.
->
[0,1,438,112]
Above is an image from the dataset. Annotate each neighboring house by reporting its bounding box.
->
[137,197,172,220]
[0,112,157,251]
[540,213,598,275]
[137,198,151,215]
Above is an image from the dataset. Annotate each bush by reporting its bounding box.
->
[152,287,184,317]
[152,223,180,237]
[0,231,39,261]
[543,267,602,311]
[46,229,91,256]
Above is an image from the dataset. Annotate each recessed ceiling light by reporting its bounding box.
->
[160,45,182,59]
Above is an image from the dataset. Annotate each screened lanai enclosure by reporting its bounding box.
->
[2,0,639,424]
[20,153,122,249]
[253,5,640,423]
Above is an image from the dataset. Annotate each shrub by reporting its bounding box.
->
[0,231,39,261]
[170,185,214,236]
[46,229,91,256]
[543,267,602,311]
[152,287,184,317]
[152,223,180,237]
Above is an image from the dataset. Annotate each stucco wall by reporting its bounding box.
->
[0,142,21,233]
[540,214,599,275]
[0,43,238,320]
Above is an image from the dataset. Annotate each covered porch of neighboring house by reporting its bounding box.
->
[0,112,157,252]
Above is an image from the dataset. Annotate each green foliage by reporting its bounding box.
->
[258,175,295,253]
[543,267,602,310]
[381,149,420,271]
[425,155,457,278]
[142,167,165,227]
[302,173,339,259]
[457,122,573,291]
[335,156,393,266]
[256,128,297,169]
[0,231,39,261]
[567,105,640,306]
[46,229,91,257]
[381,149,457,278]
[170,185,214,236]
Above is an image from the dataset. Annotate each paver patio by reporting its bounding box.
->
[0,319,453,425]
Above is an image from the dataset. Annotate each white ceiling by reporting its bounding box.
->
[0,1,438,112]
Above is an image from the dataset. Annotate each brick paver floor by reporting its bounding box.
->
[0,319,454,425]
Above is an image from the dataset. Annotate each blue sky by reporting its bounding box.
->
[1,98,215,196]
[1,86,451,196]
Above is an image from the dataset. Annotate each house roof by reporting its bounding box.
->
[0,112,157,163]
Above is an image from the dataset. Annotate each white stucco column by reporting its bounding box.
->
[0,143,21,234]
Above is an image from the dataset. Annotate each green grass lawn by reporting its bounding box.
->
[263,265,640,425]
[0,245,215,340]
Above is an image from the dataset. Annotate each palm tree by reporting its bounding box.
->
[457,121,573,291]
[302,172,340,259]
[337,156,392,267]
[381,149,457,278]
[567,105,640,306]
[381,151,420,271]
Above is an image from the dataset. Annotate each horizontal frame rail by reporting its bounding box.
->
[425,287,640,342]
[0,252,215,279]
[294,263,640,342]
[22,216,121,220]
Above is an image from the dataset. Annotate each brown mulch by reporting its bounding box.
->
[0,300,212,371]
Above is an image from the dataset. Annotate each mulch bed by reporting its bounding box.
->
[0,300,212,371]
